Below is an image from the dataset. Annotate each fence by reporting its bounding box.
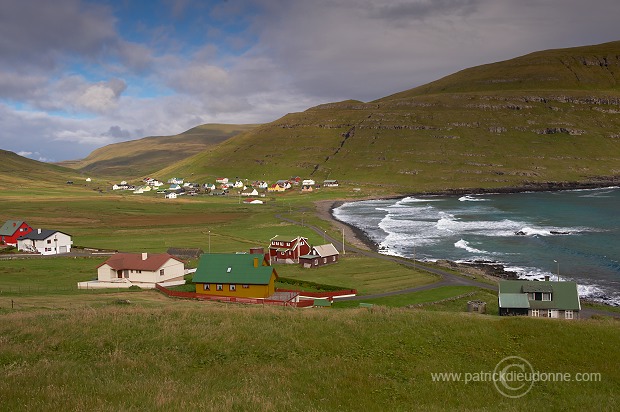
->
[275,288,357,299]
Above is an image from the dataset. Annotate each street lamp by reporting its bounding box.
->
[208,230,211,254]
[553,259,559,281]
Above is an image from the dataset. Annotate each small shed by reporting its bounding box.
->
[467,300,487,314]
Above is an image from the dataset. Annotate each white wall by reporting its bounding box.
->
[17,232,72,255]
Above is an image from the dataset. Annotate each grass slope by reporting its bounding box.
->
[158,42,620,193]
[60,124,258,178]
[1,300,618,411]
[0,150,85,190]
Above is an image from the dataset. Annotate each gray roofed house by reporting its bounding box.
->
[17,228,73,255]
[498,280,581,319]
[299,243,340,268]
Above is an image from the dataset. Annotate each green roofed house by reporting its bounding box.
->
[193,253,278,299]
[498,280,581,319]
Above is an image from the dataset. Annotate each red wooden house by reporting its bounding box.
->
[0,220,33,246]
[269,235,311,264]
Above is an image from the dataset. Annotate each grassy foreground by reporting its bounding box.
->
[1,298,618,411]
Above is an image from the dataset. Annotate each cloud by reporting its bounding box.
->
[101,126,132,139]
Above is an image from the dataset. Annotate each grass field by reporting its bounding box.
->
[1,299,619,411]
[1,173,619,410]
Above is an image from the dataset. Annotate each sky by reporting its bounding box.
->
[2,0,620,162]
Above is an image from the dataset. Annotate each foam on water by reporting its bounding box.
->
[459,195,489,202]
[454,239,492,255]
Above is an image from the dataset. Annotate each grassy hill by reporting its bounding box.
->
[158,42,620,193]
[0,149,86,190]
[60,123,258,178]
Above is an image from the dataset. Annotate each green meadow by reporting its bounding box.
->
[1,186,619,410]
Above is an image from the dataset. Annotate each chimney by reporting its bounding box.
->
[544,275,550,282]
[253,257,259,268]
[13,222,16,227]
[38,228,41,234]
[142,252,148,260]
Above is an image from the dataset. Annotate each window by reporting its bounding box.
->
[216,284,223,291]
[242,285,249,289]
[332,256,336,262]
[323,258,327,264]
[314,259,318,265]
[531,309,539,317]
[547,310,552,317]
[565,310,573,319]
[229,284,236,291]
[528,293,535,300]
[542,292,551,301]
[160,269,164,276]
[45,248,52,252]
[47,239,52,244]
[204,284,210,291]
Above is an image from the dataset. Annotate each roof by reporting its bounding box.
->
[98,253,182,271]
[498,293,531,309]
[312,244,339,257]
[271,235,306,243]
[193,253,277,285]
[313,299,332,307]
[0,220,27,236]
[498,280,581,311]
[18,229,71,241]
[521,283,553,293]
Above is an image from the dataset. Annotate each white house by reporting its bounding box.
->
[167,177,184,184]
[302,179,315,186]
[169,184,182,191]
[17,229,73,255]
[216,177,229,184]
[241,188,259,196]
[165,192,177,199]
[243,199,264,204]
[79,252,185,289]
[86,177,92,182]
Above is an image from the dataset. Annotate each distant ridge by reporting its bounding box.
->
[60,123,258,178]
[157,41,620,192]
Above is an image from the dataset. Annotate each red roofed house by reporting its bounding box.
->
[269,235,311,264]
[83,252,185,289]
[0,220,33,246]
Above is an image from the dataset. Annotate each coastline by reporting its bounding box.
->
[314,182,619,302]
[317,180,620,255]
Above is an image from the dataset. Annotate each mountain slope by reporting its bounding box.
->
[158,42,620,192]
[0,150,85,189]
[61,123,258,178]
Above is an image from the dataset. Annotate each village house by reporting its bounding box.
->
[276,180,292,189]
[498,279,581,319]
[244,198,264,205]
[0,220,33,246]
[241,187,259,196]
[17,229,73,255]
[215,177,229,184]
[193,252,278,299]
[167,177,184,184]
[323,179,339,187]
[302,179,315,186]
[81,252,185,289]
[269,235,311,264]
[299,243,340,268]
[301,185,314,193]
[165,192,177,199]
[267,183,286,192]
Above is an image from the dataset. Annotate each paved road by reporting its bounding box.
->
[276,213,620,319]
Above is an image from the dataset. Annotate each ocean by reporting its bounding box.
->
[333,187,620,306]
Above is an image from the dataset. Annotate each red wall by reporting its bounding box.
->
[2,222,33,245]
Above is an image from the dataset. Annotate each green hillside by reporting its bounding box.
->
[0,149,85,189]
[158,42,620,192]
[61,123,258,178]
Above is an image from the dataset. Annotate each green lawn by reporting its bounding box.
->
[333,286,480,308]
[1,301,618,411]
[274,254,438,295]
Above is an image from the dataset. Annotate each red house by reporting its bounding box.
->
[269,235,311,264]
[0,220,33,246]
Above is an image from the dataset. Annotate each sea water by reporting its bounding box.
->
[333,187,620,305]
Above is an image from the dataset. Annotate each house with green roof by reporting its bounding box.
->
[193,253,278,298]
[498,280,581,319]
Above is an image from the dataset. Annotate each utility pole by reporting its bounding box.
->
[342,229,345,255]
